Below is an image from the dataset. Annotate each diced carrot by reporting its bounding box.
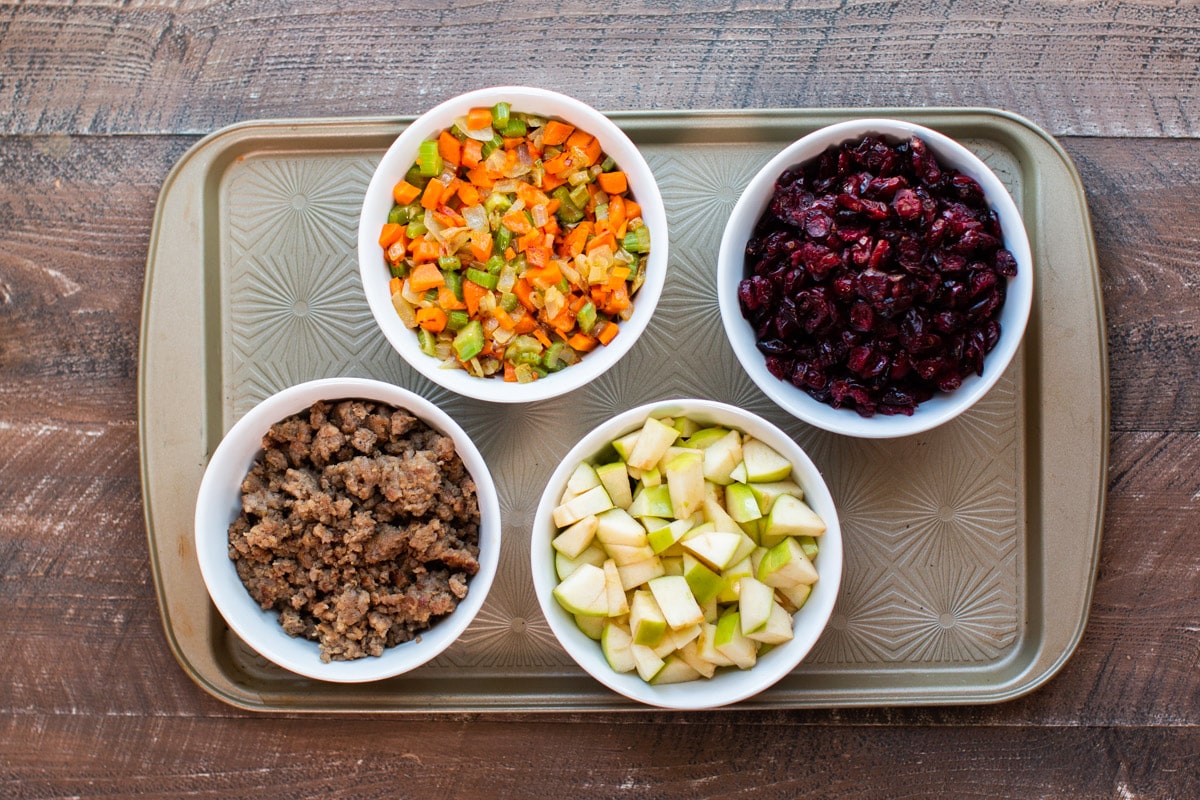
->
[463,280,489,317]
[533,327,553,348]
[493,305,517,331]
[420,178,445,210]
[526,260,562,288]
[565,130,594,150]
[524,243,549,269]
[608,194,626,233]
[379,222,404,248]
[416,306,448,333]
[624,199,641,220]
[457,182,481,206]
[541,150,574,176]
[586,230,616,254]
[568,332,597,352]
[466,164,492,188]
[582,137,602,167]
[603,284,630,314]
[409,238,440,264]
[389,276,403,296]
[504,246,516,261]
[408,262,445,291]
[516,182,550,209]
[540,171,567,191]
[597,171,628,195]
[433,206,466,229]
[461,138,483,168]
[501,209,533,235]
[438,286,466,310]
[607,265,631,291]
[468,231,493,262]
[514,313,538,334]
[596,320,619,345]
[512,278,536,312]
[502,136,524,150]
[438,130,461,166]
[466,107,493,130]
[503,360,517,381]
[560,221,592,258]
[392,180,422,205]
[542,120,575,146]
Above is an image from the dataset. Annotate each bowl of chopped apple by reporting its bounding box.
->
[531,399,843,709]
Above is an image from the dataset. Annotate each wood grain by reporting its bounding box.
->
[1,1,1199,138]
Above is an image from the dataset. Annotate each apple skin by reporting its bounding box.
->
[552,563,609,616]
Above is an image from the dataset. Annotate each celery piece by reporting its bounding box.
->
[388,204,409,225]
[417,328,437,357]
[576,301,597,333]
[446,309,470,331]
[543,342,568,372]
[404,164,425,185]
[481,134,504,159]
[417,140,443,178]
[622,226,652,254]
[568,183,590,209]
[465,267,499,290]
[484,255,506,275]
[484,192,512,214]
[453,320,485,361]
[505,335,544,366]
[552,187,584,224]
[438,255,462,271]
[444,268,463,301]
[406,219,428,238]
[494,224,513,254]
[389,264,406,279]
[491,102,511,128]
[600,156,617,172]
[500,292,519,312]
[502,117,528,138]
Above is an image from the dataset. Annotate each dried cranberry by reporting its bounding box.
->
[737,133,1017,416]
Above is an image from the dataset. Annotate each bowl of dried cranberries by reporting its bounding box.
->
[717,118,1033,438]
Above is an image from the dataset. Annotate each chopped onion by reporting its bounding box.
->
[463,204,488,231]
[456,116,496,141]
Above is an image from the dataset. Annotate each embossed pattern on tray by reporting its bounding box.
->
[217,139,1024,679]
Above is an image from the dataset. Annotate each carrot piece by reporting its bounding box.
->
[526,260,562,288]
[379,223,404,248]
[533,327,553,348]
[607,265,631,291]
[607,194,626,234]
[540,171,567,191]
[466,164,492,188]
[438,130,462,166]
[463,280,489,317]
[512,278,537,312]
[516,182,550,209]
[603,284,630,314]
[541,120,575,146]
[416,307,448,333]
[467,107,493,130]
[392,180,422,205]
[408,262,445,291]
[461,138,484,168]
[457,182,481,207]
[560,221,593,257]
[524,243,549,269]
[389,277,403,296]
[568,332,597,352]
[597,171,628,195]
[438,286,466,311]
[501,209,533,235]
[513,313,539,334]
[582,137,602,167]
[624,199,641,220]
[420,178,445,210]
[468,231,493,263]
[596,320,619,345]
[493,305,517,331]
[586,230,616,254]
[503,360,517,382]
[409,238,441,264]
[565,130,594,150]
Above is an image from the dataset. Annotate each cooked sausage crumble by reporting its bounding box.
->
[227,399,481,662]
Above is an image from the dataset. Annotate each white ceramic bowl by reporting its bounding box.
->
[717,118,1033,438]
[531,399,842,709]
[359,86,668,404]
[194,377,501,683]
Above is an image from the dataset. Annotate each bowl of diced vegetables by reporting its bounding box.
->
[531,399,843,709]
[359,86,667,403]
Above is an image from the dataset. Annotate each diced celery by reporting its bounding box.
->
[438,255,461,271]
[491,102,511,128]
[417,328,437,357]
[446,309,470,331]
[417,140,443,178]
[453,320,485,361]
[388,204,409,225]
[465,267,499,290]
[576,301,597,333]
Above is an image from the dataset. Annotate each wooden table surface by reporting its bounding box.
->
[3,2,1198,797]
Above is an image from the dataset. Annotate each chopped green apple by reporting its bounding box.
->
[738,576,775,634]
[595,507,650,548]
[575,613,606,640]
[616,556,666,591]
[713,611,757,669]
[757,536,819,588]
[610,430,640,461]
[775,581,812,613]
[604,541,657,567]
[555,542,607,580]
[702,483,743,534]
[551,514,599,559]
[562,462,602,502]
[741,438,793,482]
[748,479,805,513]
[552,562,609,616]
[724,481,763,524]
[627,417,680,470]
[648,654,703,685]
[595,461,634,509]
[701,429,743,485]
[675,639,718,678]
[601,622,636,673]
[745,601,795,645]
[630,643,666,682]
[629,589,668,647]
[648,575,705,630]
[553,484,613,527]
[684,426,731,450]
[681,529,743,572]
[760,493,827,546]
[698,621,736,667]
[603,559,630,616]
[682,553,726,606]
[672,416,701,438]
[716,554,754,604]
[664,449,705,520]
[647,518,691,554]
[628,484,673,518]
[661,555,684,576]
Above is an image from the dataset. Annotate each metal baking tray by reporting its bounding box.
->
[139,108,1107,712]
